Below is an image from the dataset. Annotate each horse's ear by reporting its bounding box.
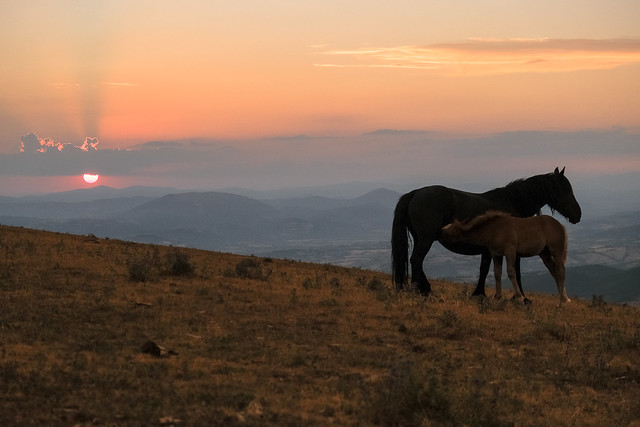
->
[554,167,565,175]
[560,167,565,175]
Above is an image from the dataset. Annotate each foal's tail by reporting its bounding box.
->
[391,190,416,290]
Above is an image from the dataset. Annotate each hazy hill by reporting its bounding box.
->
[0,224,638,425]
[121,191,282,247]
[0,196,154,219]
[264,188,399,217]
[18,185,182,203]
[0,185,183,219]
[125,191,278,229]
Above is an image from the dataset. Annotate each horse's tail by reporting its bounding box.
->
[392,190,416,290]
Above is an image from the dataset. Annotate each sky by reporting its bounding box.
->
[1,0,640,195]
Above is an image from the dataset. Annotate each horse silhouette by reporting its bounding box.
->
[392,168,581,296]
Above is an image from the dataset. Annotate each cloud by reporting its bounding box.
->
[103,82,138,87]
[19,133,100,153]
[4,129,640,192]
[313,38,640,75]
[80,137,100,151]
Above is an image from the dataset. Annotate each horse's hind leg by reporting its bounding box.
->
[471,250,491,297]
[539,249,570,303]
[492,255,503,299]
[410,237,434,295]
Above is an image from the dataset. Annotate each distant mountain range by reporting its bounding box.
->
[0,184,638,304]
[0,185,398,251]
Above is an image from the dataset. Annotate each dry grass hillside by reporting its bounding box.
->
[1,224,638,426]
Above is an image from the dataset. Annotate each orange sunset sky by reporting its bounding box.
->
[1,1,640,194]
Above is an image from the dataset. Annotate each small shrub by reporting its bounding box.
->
[367,277,385,292]
[356,276,368,287]
[477,296,509,314]
[367,360,451,425]
[532,317,572,342]
[127,249,161,282]
[437,310,465,339]
[590,295,609,311]
[438,310,459,329]
[302,275,322,289]
[235,257,269,280]
[166,250,194,276]
[128,259,154,282]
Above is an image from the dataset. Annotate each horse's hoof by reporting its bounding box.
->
[493,295,502,300]
[470,294,485,302]
[523,298,532,305]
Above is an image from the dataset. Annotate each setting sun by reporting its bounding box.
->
[83,174,99,184]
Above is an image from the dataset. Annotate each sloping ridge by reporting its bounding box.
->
[121,192,279,244]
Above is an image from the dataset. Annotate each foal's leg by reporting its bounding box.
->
[410,237,434,295]
[514,255,531,304]
[539,250,571,304]
[492,255,503,299]
[515,255,527,299]
[505,253,526,302]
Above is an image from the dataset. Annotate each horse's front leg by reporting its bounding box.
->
[471,250,492,296]
[492,255,503,299]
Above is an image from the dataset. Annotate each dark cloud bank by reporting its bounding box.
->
[2,128,639,194]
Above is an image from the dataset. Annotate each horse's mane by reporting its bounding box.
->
[486,172,562,217]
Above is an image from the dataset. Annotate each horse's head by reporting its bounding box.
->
[548,167,582,224]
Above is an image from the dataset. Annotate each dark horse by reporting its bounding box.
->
[392,167,582,296]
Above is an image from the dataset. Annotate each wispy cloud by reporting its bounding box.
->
[103,82,138,87]
[48,82,138,88]
[313,38,640,75]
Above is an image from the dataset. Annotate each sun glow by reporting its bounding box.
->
[83,173,99,184]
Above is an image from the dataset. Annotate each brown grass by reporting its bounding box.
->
[0,224,638,426]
